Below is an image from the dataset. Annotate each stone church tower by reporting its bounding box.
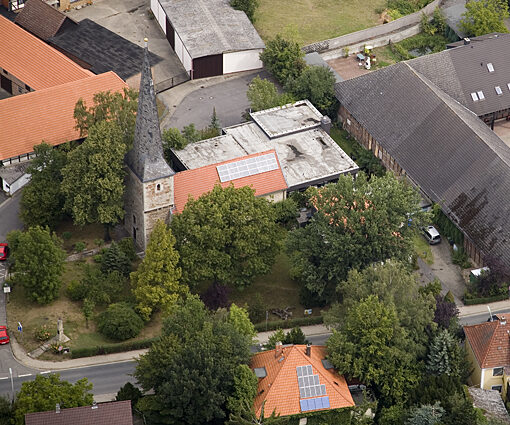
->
[125,39,175,250]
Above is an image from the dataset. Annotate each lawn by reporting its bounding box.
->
[330,126,357,157]
[254,0,387,45]
[55,219,105,253]
[413,234,434,265]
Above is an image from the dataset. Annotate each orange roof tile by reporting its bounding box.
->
[0,14,91,90]
[173,150,288,213]
[251,345,355,418]
[0,72,128,160]
[464,318,510,369]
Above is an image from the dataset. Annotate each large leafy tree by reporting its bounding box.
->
[226,364,258,416]
[247,76,294,112]
[459,0,509,36]
[74,87,138,148]
[61,121,127,238]
[131,221,187,321]
[327,295,419,407]
[259,35,306,85]
[284,66,338,117]
[287,172,425,301]
[171,185,281,289]
[135,296,252,425]
[20,143,67,229]
[9,226,66,304]
[14,374,93,425]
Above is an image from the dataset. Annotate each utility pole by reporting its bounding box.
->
[8,368,13,402]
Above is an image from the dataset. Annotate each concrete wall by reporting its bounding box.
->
[304,0,443,56]
[223,49,263,74]
[261,190,286,203]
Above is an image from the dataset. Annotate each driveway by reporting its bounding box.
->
[164,70,276,131]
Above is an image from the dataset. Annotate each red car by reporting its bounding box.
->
[0,326,9,345]
[0,243,7,261]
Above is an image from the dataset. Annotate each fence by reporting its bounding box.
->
[155,71,191,94]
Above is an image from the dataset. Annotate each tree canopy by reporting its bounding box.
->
[247,76,294,112]
[286,172,425,301]
[259,35,306,85]
[230,0,259,22]
[9,226,66,304]
[459,0,509,37]
[171,185,281,289]
[131,221,186,321]
[20,143,67,229]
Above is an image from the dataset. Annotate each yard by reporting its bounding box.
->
[253,0,387,45]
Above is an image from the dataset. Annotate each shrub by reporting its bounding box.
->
[74,241,86,253]
[272,197,298,228]
[117,237,136,261]
[70,337,159,358]
[444,291,455,304]
[200,282,231,310]
[254,315,323,332]
[94,238,104,247]
[34,325,52,342]
[463,293,507,305]
[62,231,72,241]
[116,382,142,409]
[452,248,471,268]
[284,327,308,345]
[100,242,131,276]
[248,293,266,324]
[97,303,144,341]
[67,279,87,301]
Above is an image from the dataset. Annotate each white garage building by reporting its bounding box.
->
[150,0,265,79]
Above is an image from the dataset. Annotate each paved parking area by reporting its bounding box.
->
[327,56,370,80]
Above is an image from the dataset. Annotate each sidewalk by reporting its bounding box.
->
[458,298,510,318]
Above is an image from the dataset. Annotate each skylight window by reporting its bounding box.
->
[477,91,485,100]
[487,63,495,72]
[471,92,479,101]
[507,83,510,92]
[495,86,503,95]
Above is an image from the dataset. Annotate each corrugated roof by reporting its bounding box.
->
[0,71,128,161]
[173,150,287,213]
[251,345,354,418]
[0,14,91,90]
[464,319,510,369]
[25,400,133,425]
[15,0,77,40]
[335,61,510,264]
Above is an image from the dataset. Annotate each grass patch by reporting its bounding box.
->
[55,219,105,253]
[330,127,357,157]
[413,234,434,265]
[254,0,387,45]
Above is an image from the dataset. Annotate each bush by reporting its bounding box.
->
[116,382,142,409]
[452,248,471,268]
[248,293,266,324]
[71,337,159,358]
[272,197,298,228]
[62,231,72,241]
[200,282,231,310]
[444,291,455,304]
[74,241,86,253]
[94,238,104,247]
[259,34,306,85]
[67,279,88,301]
[254,315,323,331]
[97,303,144,341]
[100,242,131,276]
[117,237,136,261]
[33,325,52,342]
[463,293,507,305]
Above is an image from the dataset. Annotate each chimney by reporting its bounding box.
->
[305,343,311,357]
[91,401,98,410]
[501,316,507,326]
[463,37,470,45]
[55,403,60,414]
[320,116,331,134]
[275,341,283,358]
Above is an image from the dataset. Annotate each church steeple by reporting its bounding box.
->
[126,38,174,182]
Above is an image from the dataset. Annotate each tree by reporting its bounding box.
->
[97,303,144,341]
[287,172,425,301]
[135,296,252,425]
[67,265,123,305]
[247,76,294,112]
[259,35,306,85]
[284,66,338,117]
[172,185,282,289]
[20,143,67,229]
[230,0,259,22]
[227,365,258,416]
[227,400,289,425]
[433,294,459,330]
[61,121,127,239]
[74,87,138,148]
[426,329,462,378]
[0,396,13,424]
[100,242,131,276]
[9,226,66,304]
[228,304,256,340]
[13,374,93,425]
[327,295,419,406]
[406,402,444,425]
[82,298,95,329]
[459,0,509,37]
[200,282,232,310]
[131,221,186,321]
[248,293,266,324]
[116,382,142,412]
[210,106,220,132]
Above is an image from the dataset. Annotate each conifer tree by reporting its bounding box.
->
[426,329,461,377]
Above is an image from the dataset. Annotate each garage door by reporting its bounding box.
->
[165,17,175,50]
[193,54,223,79]
[0,75,12,94]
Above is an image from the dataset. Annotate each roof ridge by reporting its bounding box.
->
[465,321,499,366]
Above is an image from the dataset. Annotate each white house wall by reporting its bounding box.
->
[157,2,166,34]
[150,0,159,27]
[2,172,31,195]
[223,49,263,74]
[174,32,192,72]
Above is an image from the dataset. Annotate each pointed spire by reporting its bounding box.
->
[126,38,174,182]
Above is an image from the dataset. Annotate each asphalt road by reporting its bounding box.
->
[459,309,510,326]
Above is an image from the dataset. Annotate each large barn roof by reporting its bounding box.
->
[159,0,265,59]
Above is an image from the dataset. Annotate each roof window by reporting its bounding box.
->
[495,86,503,95]
[471,92,479,101]
[487,63,495,72]
[477,91,485,100]
[507,83,510,91]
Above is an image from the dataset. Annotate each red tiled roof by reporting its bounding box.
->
[25,400,133,425]
[0,14,91,90]
[0,72,128,161]
[251,345,355,418]
[173,150,287,213]
[464,319,510,369]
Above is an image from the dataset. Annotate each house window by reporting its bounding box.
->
[25,84,31,91]
[495,86,503,95]
[477,91,485,100]
[507,83,510,91]
[487,63,495,72]
[471,92,479,102]
[156,183,161,191]
[492,385,503,392]
[493,367,503,376]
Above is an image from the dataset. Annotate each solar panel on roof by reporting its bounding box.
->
[296,365,327,399]
[300,397,330,412]
[216,153,278,183]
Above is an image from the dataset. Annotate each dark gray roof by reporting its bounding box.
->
[304,53,343,84]
[48,19,162,80]
[335,61,510,264]
[407,33,510,116]
[126,46,174,182]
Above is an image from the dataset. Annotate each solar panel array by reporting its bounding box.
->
[216,153,278,183]
[300,396,330,412]
[296,365,327,399]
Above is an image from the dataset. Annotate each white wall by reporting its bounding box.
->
[157,2,166,35]
[174,32,192,72]
[150,0,159,25]
[2,172,31,195]
[223,49,263,74]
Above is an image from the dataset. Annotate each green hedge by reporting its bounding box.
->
[463,293,508,306]
[71,337,159,359]
[433,205,464,246]
[254,316,323,332]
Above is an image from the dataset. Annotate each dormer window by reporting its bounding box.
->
[495,86,503,95]
[477,91,485,100]
[471,92,479,101]
[487,63,495,72]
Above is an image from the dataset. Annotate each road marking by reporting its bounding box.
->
[18,374,32,377]
[0,377,8,380]
[39,371,51,374]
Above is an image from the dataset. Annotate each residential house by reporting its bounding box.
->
[468,387,510,424]
[250,344,355,418]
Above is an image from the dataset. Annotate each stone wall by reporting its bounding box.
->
[124,168,146,250]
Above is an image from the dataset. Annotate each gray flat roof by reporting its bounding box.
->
[159,0,265,59]
[173,101,358,191]
[0,161,30,184]
[305,53,344,84]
